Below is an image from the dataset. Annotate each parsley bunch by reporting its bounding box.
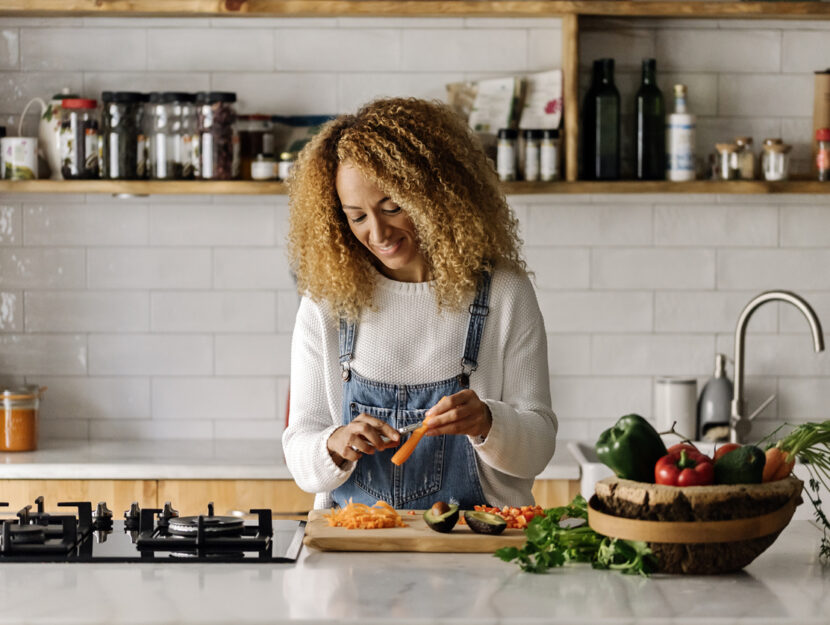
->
[494,495,658,577]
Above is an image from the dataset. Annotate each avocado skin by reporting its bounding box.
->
[423,504,459,533]
[714,445,766,484]
[464,510,507,535]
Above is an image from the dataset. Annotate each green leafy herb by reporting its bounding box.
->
[494,495,658,576]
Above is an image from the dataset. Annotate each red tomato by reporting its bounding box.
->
[713,443,742,462]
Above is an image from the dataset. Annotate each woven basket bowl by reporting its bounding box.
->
[588,475,803,574]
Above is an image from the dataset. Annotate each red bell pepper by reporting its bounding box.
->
[655,448,715,486]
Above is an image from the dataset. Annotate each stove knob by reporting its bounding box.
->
[158,502,179,528]
[92,502,114,530]
[124,502,141,530]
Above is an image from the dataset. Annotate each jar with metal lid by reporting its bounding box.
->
[715,143,739,180]
[522,129,542,182]
[540,128,560,182]
[101,91,146,180]
[1,385,45,452]
[147,92,196,180]
[278,151,297,181]
[496,128,517,182]
[238,114,274,180]
[59,98,99,179]
[734,136,755,180]
[816,128,830,182]
[196,91,238,180]
[761,141,792,181]
[251,153,277,180]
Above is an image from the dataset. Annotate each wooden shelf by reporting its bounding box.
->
[3,179,829,196]
[4,1,830,19]
[0,179,287,195]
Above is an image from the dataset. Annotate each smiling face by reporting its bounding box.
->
[335,162,429,283]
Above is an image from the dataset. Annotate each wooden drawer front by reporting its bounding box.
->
[0,480,157,514]
[531,480,581,509]
[157,480,315,517]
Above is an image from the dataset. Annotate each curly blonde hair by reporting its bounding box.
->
[286,97,526,320]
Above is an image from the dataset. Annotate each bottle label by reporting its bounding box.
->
[524,143,540,181]
[540,141,558,181]
[202,132,213,179]
[497,143,516,181]
[109,134,119,179]
[666,120,695,179]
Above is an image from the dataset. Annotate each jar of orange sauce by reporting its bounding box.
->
[1,385,45,452]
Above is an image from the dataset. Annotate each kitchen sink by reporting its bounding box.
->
[566,440,823,522]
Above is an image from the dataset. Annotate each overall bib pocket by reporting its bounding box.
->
[397,408,445,505]
[348,401,395,501]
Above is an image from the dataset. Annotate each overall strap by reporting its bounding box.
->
[459,270,492,386]
[338,317,357,381]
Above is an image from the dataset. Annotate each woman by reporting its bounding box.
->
[282,97,556,510]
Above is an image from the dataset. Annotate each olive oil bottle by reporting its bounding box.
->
[635,59,666,180]
[581,58,620,180]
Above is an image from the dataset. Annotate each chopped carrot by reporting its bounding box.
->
[324,500,406,529]
[390,418,431,466]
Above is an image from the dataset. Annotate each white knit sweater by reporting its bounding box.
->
[282,266,558,509]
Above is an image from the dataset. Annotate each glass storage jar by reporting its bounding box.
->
[251,153,277,180]
[761,142,792,181]
[715,143,739,180]
[147,92,196,180]
[734,136,755,180]
[59,98,99,179]
[540,128,560,182]
[238,114,274,180]
[278,151,297,181]
[522,129,542,182]
[101,91,146,180]
[196,91,238,180]
[817,128,830,182]
[496,128,517,181]
[1,385,45,452]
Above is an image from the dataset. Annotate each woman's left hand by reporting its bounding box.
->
[424,389,492,439]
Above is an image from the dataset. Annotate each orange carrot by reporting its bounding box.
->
[390,419,431,466]
[763,446,794,482]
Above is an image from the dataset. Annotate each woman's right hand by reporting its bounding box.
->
[326,414,401,465]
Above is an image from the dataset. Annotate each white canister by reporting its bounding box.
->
[655,377,697,440]
[1,137,39,180]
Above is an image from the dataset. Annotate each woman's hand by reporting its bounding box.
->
[424,389,492,439]
[327,414,401,465]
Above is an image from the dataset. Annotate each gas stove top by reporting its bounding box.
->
[0,497,305,563]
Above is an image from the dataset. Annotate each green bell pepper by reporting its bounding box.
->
[595,414,667,483]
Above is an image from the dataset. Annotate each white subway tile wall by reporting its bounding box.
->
[0,16,829,442]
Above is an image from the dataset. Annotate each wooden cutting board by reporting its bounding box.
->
[303,509,527,552]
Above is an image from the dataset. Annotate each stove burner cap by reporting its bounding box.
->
[167,515,244,537]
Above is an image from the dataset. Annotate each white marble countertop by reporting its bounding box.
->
[0,520,826,624]
[0,439,580,481]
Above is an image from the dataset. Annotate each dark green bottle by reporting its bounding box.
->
[581,58,620,180]
[635,58,666,180]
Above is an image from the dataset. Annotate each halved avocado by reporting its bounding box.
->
[464,510,507,535]
[423,501,459,533]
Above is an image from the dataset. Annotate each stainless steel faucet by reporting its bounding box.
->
[731,291,825,443]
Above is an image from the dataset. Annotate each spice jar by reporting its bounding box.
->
[496,128,517,182]
[251,153,277,180]
[734,136,755,180]
[817,128,830,182]
[278,151,297,181]
[238,114,274,180]
[715,143,739,180]
[147,92,196,180]
[59,98,99,179]
[1,385,45,452]
[196,91,238,180]
[540,129,560,182]
[522,129,542,182]
[101,91,146,180]
[761,141,792,181]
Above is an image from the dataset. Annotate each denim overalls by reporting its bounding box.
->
[331,272,492,509]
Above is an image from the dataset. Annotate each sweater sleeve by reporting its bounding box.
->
[281,297,355,494]
[470,274,558,478]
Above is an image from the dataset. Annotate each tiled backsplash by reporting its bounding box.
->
[1,16,829,443]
